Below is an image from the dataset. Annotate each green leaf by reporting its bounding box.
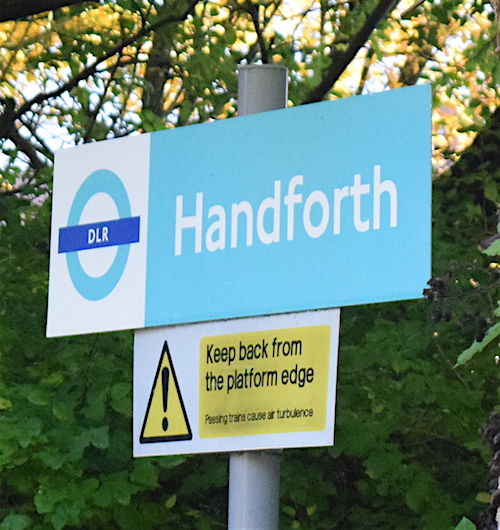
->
[39,450,67,470]
[84,385,109,421]
[17,418,43,448]
[455,321,500,366]
[110,382,131,415]
[51,510,67,530]
[484,179,499,203]
[52,400,75,421]
[454,517,476,530]
[28,388,51,406]
[0,397,12,410]
[34,492,54,514]
[130,461,159,489]
[0,514,32,530]
[165,494,176,509]
[140,110,166,132]
[483,238,500,256]
[282,506,296,517]
[88,425,109,449]
[225,26,236,44]
[41,372,64,386]
[178,100,194,124]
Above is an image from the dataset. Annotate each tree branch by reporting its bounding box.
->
[242,1,269,64]
[83,52,122,142]
[0,98,43,172]
[0,0,96,23]
[19,115,55,163]
[302,0,399,104]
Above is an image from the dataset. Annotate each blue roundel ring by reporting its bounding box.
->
[66,169,131,301]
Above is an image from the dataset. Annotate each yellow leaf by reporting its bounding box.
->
[476,492,491,504]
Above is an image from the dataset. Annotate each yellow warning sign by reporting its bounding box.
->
[140,341,192,443]
[199,325,331,438]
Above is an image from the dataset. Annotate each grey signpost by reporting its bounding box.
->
[227,64,288,530]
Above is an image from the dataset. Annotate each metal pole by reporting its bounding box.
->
[228,451,281,529]
[237,64,288,116]
[228,63,288,530]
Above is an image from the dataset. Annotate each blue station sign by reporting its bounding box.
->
[47,85,431,337]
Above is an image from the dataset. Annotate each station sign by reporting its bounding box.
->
[133,309,339,456]
[47,84,431,337]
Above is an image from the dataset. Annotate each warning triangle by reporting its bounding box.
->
[140,341,192,443]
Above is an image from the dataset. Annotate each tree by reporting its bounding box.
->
[1,0,500,528]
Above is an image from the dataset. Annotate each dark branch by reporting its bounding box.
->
[0,0,96,23]
[83,51,122,142]
[243,1,269,64]
[0,98,43,171]
[302,0,399,104]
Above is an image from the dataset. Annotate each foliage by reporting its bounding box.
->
[0,201,229,529]
[1,0,500,528]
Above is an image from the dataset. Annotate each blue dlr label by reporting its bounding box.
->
[58,217,140,253]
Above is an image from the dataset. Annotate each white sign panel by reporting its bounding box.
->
[133,309,339,456]
[47,135,150,336]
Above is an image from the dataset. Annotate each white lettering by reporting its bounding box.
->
[333,186,349,235]
[231,201,253,248]
[303,190,329,238]
[175,192,203,255]
[206,205,226,252]
[373,165,398,229]
[88,227,108,245]
[284,175,303,241]
[172,166,398,255]
[257,180,281,245]
[350,174,370,232]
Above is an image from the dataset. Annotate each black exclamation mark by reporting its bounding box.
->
[162,367,169,432]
